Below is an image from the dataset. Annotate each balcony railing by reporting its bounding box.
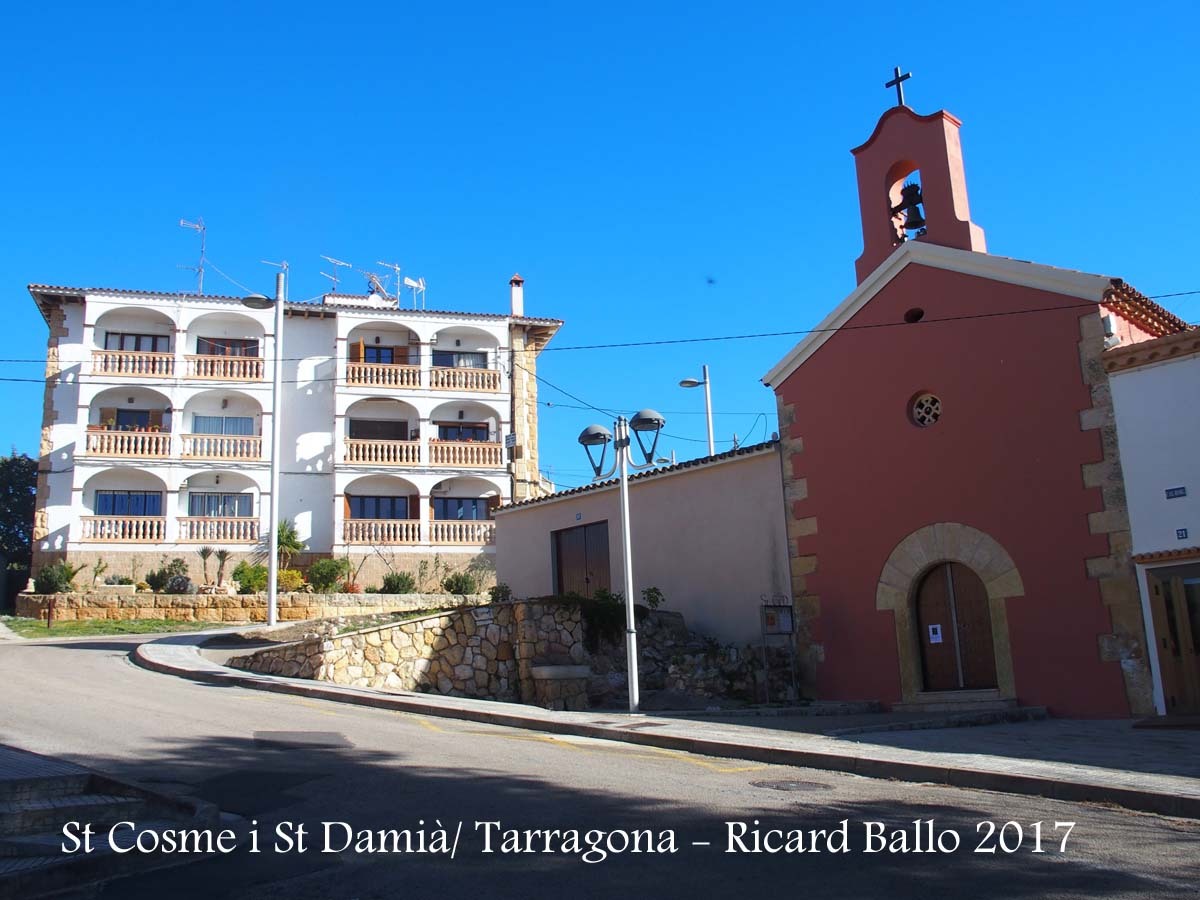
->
[344,439,420,466]
[84,430,171,458]
[181,434,263,460]
[186,355,264,381]
[429,440,504,467]
[81,516,166,542]
[430,366,501,392]
[179,517,259,543]
[343,519,420,544]
[345,362,421,389]
[92,350,174,378]
[430,520,495,545]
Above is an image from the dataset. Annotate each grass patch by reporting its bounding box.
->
[1,616,230,639]
[331,608,449,635]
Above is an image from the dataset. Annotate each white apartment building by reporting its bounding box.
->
[28,275,560,582]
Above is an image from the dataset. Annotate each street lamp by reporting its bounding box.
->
[242,270,285,627]
[679,364,714,457]
[578,408,666,713]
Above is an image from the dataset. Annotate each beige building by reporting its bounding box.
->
[493,442,790,645]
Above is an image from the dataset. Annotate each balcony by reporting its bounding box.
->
[344,439,420,466]
[181,434,263,460]
[429,441,504,467]
[430,366,501,392]
[343,519,420,544]
[345,362,421,389]
[430,520,495,544]
[179,517,259,543]
[185,355,264,381]
[84,429,171,458]
[81,516,166,542]
[92,350,174,378]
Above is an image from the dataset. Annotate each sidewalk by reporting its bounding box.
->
[135,633,1200,820]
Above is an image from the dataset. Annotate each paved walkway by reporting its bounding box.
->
[134,633,1200,820]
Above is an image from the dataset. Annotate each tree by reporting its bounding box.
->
[275,519,306,570]
[0,452,37,608]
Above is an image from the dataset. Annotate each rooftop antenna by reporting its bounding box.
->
[377,261,403,302]
[319,255,353,293]
[362,270,391,299]
[403,276,427,309]
[178,218,206,294]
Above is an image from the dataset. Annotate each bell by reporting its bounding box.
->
[891,182,926,232]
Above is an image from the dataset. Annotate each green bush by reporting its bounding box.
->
[146,558,188,592]
[489,582,513,603]
[442,571,479,595]
[104,575,135,585]
[307,558,351,592]
[381,571,417,594]
[641,586,665,610]
[278,568,306,592]
[34,561,85,594]
[232,561,268,594]
[164,574,195,595]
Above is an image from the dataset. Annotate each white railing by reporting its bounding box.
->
[91,350,175,378]
[430,366,501,392]
[343,519,420,544]
[430,520,495,544]
[346,362,421,389]
[185,355,264,380]
[429,441,504,467]
[80,516,166,542]
[178,517,259,543]
[344,439,421,466]
[181,434,263,460]
[84,430,171,458]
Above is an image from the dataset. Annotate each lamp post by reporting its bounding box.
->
[578,409,666,713]
[242,271,285,627]
[678,365,714,457]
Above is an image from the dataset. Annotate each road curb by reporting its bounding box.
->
[133,638,1200,821]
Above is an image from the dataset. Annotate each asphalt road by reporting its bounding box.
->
[2,634,1198,899]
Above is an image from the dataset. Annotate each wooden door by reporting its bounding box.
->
[1148,573,1200,714]
[554,522,610,598]
[916,562,997,692]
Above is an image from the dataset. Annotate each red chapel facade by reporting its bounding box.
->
[763,105,1190,717]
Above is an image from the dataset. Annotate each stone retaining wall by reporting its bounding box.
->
[15,592,489,623]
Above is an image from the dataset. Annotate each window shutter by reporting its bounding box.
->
[409,494,420,520]
[343,494,351,519]
[349,340,363,363]
[99,407,117,428]
[487,495,501,517]
[147,409,163,428]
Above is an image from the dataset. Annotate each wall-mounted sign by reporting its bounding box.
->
[505,434,518,448]
[1178,528,1190,541]
[1166,486,1187,499]
[928,624,943,644]
[762,606,795,635]
[575,513,582,521]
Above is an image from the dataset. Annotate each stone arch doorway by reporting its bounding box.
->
[876,523,1024,703]
[915,562,998,692]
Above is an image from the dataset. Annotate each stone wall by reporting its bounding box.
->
[15,592,489,623]
[228,600,583,706]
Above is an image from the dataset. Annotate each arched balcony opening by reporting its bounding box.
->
[343,398,421,466]
[343,474,421,545]
[345,322,421,388]
[84,387,173,458]
[430,326,502,392]
[92,307,175,377]
[428,400,505,468]
[184,312,266,381]
[180,390,264,460]
[80,469,168,543]
[429,476,501,545]
[178,471,261,544]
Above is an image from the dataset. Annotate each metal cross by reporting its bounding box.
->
[885,66,912,107]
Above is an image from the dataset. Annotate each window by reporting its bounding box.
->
[196,337,259,357]
[436,423,489,442]
[104,332,170,353]
[432,350,487,369]
[348,419,409,441]
[115,409,151,430]
[349,496,409,520]
[364,346,396,364]
[433,497,490,521]
[187,493,253,517]
[192,415,255,436]
[95,491,162,516]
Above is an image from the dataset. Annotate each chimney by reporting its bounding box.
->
[509,273,525,317]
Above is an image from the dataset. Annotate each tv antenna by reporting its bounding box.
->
[376,261,403,299]
[178,218,206,294]
[361,269,391,299]
[319,255,353,293]
[403,276,427,309]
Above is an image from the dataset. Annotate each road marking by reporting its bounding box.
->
[415,718,446,733]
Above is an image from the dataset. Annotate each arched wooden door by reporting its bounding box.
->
[915,562,997,692]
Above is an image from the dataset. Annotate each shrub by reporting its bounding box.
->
[641,586,665,610]
[307,558,351,593]
[164,574,195,595]
[381,571,417,594]
[442,571,479,595]
[277,568,305,592]
[146,558,188,592]
[488,582,513,603]
[342,581,362,594]
[104,575,135,586]
[34,561,85,594]
[135,581,151,592]
[232,561,268,594]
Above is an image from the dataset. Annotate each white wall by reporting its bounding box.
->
[1111,353,1200,555]
[495,448,790,645]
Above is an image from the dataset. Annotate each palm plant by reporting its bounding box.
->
[214,549,231,586]
[197,546,214,585]
[276,519,306,570]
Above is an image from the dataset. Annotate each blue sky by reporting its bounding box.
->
[2,2,1196,489]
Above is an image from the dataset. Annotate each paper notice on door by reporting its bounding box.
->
[928,624,943,644]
